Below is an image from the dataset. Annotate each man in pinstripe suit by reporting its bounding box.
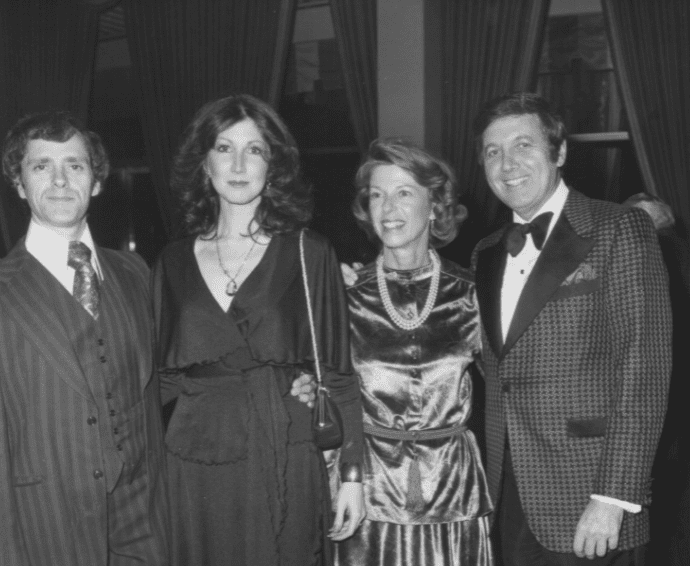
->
[0,112,169,565]
[472,93,672,565]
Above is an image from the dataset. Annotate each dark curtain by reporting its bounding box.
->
[603,0,690,236]
[440,0,550,262]
[0,0,103,256]
[330,0,377,154]
[123,0,296,237]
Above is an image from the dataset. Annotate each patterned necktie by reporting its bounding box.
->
[67,241,100,319]
[503,212,554,257]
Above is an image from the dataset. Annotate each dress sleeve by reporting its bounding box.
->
[150,253,184,408]
[310,236,363,465]
[323,363,363,465]
[468,282,485,378]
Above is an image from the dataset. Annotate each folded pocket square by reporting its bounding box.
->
[562,263,597,286]
[566,417,607,438]
[552,278,600,300]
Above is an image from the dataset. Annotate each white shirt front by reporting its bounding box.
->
[24,220,103,295]
[500,179,568,341]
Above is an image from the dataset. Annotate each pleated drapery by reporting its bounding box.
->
[123,0,296,237]
[440,0,550,258]
[603,0,690,233]
[0,0,103,256]
[331,0,377,154]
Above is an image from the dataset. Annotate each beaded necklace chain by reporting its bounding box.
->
[376,249,441,331]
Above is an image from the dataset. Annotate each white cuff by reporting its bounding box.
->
[590,494,642,513]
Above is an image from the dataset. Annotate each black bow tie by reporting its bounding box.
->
[503,212,554,257]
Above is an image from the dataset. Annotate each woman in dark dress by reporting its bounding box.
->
[153,94,364,565]
[332,139,493,565]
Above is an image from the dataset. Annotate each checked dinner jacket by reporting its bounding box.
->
[0,239,169,565]
[472,189,672,553]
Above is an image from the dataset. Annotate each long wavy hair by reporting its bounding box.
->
[172,94,312,237]
[352,138,466,248]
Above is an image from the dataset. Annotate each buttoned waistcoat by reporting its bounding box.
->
[472,190,672,552]
[0,240,169,565]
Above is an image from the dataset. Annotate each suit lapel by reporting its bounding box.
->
[502,194,595,355]
[475,234,508,359]
[0,243,95,401]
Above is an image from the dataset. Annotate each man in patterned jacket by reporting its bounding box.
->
[471,92,672,565]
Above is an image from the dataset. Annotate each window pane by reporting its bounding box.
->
[562,142,645,203]
[537,12,627,134]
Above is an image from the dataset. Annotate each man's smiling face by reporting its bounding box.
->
[481,113,566,221]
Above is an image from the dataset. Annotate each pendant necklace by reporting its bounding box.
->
[376,249,441,331]
[216,236,258,296]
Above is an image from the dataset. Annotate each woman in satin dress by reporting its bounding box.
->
[332,139,494,565]
[152,94,365,565]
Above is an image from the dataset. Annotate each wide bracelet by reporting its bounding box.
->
[340,463,363,483]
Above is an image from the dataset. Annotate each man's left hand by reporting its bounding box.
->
[290,372,317,408]
[573,499,624,559]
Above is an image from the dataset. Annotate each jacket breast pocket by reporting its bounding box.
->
[552,278,600,301]
[566,417,607,438]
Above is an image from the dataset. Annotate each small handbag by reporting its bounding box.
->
[299,230,344,450]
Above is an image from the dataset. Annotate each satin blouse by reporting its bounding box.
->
[344,257,493,524]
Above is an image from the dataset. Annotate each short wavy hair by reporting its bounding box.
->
[172,93,312,237]
[472,92,567,163]
[2,110,110,188]
[352,138,466,248]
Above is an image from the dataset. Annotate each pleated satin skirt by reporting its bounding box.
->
[334,516,493,566]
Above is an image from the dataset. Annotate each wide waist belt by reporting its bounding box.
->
[363,421,467,441]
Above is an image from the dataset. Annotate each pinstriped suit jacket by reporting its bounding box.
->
[0,240,169,565]
[472,190,672,553]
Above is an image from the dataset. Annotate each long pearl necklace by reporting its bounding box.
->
[216,237,258,296]
[376,249,441,330]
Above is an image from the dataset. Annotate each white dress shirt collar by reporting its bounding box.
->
[25,220,103,294]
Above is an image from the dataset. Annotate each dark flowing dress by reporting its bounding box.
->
[331,257,494,566]
[152,230,363,566]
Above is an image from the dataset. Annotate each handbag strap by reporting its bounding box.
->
[299,230,323,386]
